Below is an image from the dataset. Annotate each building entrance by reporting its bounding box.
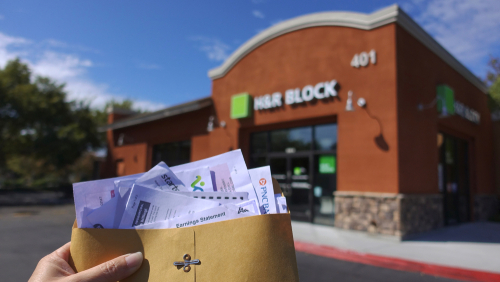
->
[438,133,471,225]
[250,123,337,224]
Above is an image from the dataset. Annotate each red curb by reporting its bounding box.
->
[294,241,500,282]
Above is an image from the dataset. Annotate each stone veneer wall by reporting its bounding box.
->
[474,194,499,221]
[399,194,443,235]
[334,192,443,237]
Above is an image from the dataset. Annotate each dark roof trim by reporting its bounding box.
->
[99,97,212,131]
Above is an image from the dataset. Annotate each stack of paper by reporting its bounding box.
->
[73,149,288,229]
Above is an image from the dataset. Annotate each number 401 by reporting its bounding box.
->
[351,50,376,68]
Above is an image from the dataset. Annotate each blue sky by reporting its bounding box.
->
[1,0,499,111]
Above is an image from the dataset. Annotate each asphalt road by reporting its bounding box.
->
[0,205,459,282]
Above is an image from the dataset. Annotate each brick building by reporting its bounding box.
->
[101,5,498,237]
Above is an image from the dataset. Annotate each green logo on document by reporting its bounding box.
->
[191,175,205,192]
[231,93,252,119]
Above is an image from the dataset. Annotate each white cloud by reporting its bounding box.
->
[43,39,68,48]
[252,10,265,19]
[31,51,92,80]
[190,36,231,62]
[402,0,500,75]
[0,31,166,112]
[40,38,100,54]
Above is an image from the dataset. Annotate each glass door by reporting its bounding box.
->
[250,122,337,224]
[438,133,470,225]
[289,157,312,221]
[270,156,312,221]
[270,157,288,195]
[313,155,336,225]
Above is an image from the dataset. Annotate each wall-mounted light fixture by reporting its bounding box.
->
[345,91,354,111]
[207,116,215,132]
[117,133,125,146]
[207,116,226,132]
[116,133,134,146]
[357,97,367,108]
[345,91,367,111]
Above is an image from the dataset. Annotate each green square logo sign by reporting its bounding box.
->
[231,93,252,119]
[437,85,455,115]
[319,155,336,174]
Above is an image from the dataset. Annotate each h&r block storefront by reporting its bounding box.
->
[101,5,498,237]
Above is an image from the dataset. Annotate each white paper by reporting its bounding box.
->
[119,184,219,229]
[135,161,188,192]
[115,179,136,197]
[86,195,118,229]
[248,166,277,214]
[73,173,144,228]
[171,150,257,202]
[136,203,257,229]
[229,198,260,215]
[85,179,137,229]
[175,191,248,204]
[85,190,115,210]
[274,194,288,214]
[174,166,214,192]
[113,179,136,228]
[81,207,98,228]
[209,163,235,192]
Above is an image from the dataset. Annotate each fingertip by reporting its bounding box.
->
[125,252,143,270]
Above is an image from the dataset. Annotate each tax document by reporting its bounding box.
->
[119,184,219,229]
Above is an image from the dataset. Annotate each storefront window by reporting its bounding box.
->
[270,126,312,152]
[251,132,267,154]
[251,155,267,168]
[314,124,337,151]
[152,140,191,167]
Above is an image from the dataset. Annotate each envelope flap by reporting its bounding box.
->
[70,227,195,282]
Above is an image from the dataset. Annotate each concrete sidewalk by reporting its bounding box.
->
[292,221,500,275]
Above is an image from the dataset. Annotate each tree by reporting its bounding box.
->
[0,59,101,188]
[486,57,500,85]
[92,99,135,126]
[486,56,500,112]
[490,79,500,112]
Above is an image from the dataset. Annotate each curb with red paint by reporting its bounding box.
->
[294,241,500,282]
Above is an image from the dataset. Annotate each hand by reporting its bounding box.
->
[29,242,143,282]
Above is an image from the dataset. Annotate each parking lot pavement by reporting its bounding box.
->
[1,205,460,282]
[0,204,75,282]
[293,220,500,275]
[296,252,460,282]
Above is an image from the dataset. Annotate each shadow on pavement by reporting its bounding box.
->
[406,222,500,244]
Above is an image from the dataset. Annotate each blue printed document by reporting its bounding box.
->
[248,166,277,214]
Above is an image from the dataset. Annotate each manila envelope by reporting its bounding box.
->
[69,178,299,282]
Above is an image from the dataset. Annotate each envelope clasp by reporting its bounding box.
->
[173,254,200,272]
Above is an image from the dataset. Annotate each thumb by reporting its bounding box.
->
[71,252,143,282]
